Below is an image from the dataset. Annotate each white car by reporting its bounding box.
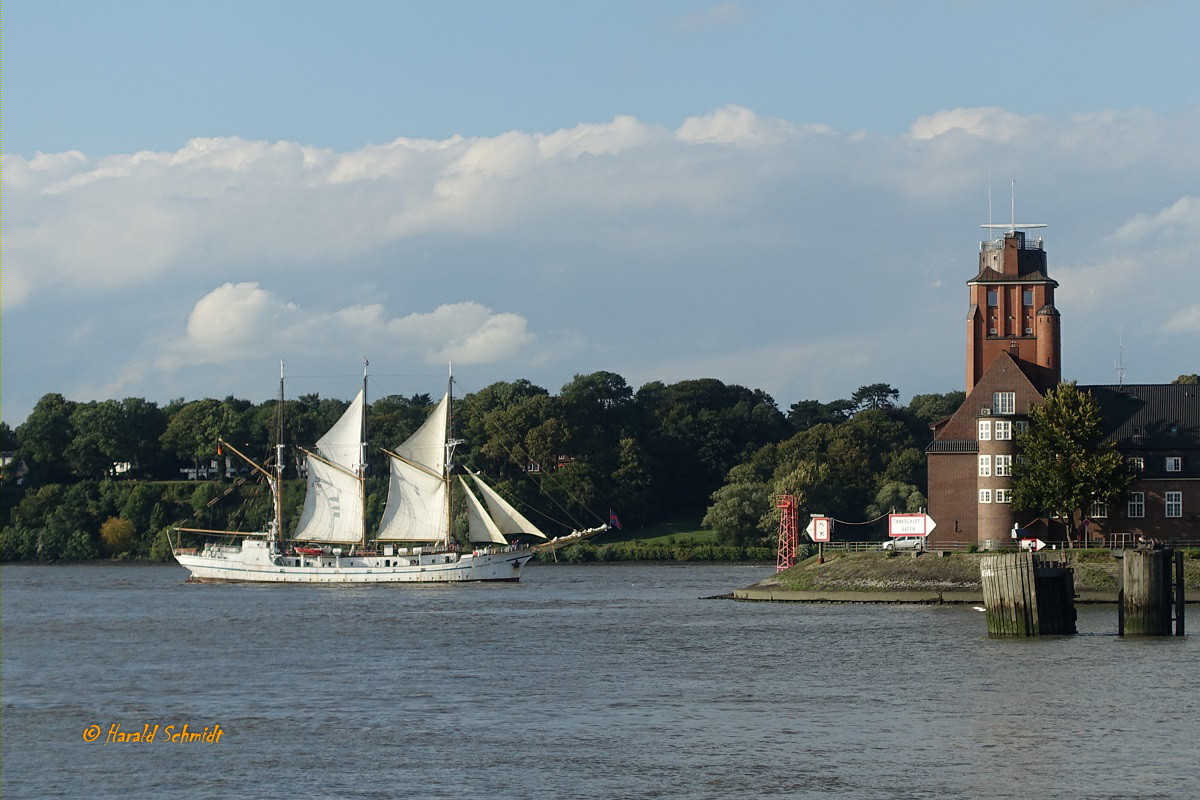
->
[882,537,926,551]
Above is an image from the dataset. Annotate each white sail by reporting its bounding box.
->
[376,458,449,542]
[376,393,451,542]
[460,477,508,545]
[469,472,548,539]
[291,457,366,543]
[396,393,448,473]
[316,390,367,474]
[292,391,366,544]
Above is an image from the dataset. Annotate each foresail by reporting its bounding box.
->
[460,477,508,545]
[395,393,448,473]
[292,455,365,543]
[469,472,548,539]
[376,456,449,542]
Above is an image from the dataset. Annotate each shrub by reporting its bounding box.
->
[100,517,136,555]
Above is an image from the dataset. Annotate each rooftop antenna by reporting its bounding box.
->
[988,172,993,229]
[980,178,1047,234]
[1115,334,1126,388]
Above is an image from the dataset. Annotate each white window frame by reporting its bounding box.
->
[1128,492,1145,519]
[1166,456,1182,473]
[995,455,1012,477]
[979,489,992,504]
[978,420,992,441]
[1090,502,1108,519]
[995,489,1012,504]
[995,420,1012,440]
[1127,456,1144,473]
[978,455,991,477]
[1015,421,1028,436]
[993,392,1016,415]
[1165,492,1182,518]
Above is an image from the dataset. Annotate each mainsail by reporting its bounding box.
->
[292,390,366,543]
[377,393,451,543]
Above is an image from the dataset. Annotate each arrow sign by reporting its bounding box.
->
[1019,538,1047,551]
[806,517,831,542]
[888,513,936,537]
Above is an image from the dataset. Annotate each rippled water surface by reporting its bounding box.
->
[3,563,1198,799]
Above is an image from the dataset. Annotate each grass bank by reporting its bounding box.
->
[746,548,1200,597]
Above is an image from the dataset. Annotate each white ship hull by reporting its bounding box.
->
[174,539,534,584]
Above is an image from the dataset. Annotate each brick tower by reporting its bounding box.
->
[966,228,1061,393]
[927,225,1061,547]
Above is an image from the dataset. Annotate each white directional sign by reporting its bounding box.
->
[888,513,936,537]
[1019,538,1047,551]
[805,516,832,542]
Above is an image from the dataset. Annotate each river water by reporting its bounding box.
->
[2,562,1196,799]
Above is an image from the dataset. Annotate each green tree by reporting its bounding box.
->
[851,383,900,412]
[16,393,77,482]
[39,484,100,560]
[703,479,771,545]
[161,399,244,462]
[866,480,926,518]
[905,391,966,425]
[786,398,853,431]
[1011,382,1133,546]
[0,421,17,450]
[0,526,40,560]
[1172,374,1198,384]
[612,436,656,528]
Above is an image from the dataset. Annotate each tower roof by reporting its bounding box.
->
[967,266,1058,286]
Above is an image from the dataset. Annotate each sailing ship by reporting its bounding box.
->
[172,366,605,583]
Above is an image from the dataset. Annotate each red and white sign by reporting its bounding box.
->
[1020,538,1047,551]
[888,513,937,537]
[806,517,832,542]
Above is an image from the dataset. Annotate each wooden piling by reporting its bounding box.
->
[1175,550,1186,636]
[1033,555,1077,635]
[1121,549,1185,636]
[980,552,1076,636]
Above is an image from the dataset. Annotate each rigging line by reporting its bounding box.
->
[473,406,609,527]
[475,413,610,529]
[470,468,579,531]
[477,415,595,529]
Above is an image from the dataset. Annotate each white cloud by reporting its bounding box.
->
[1112,196,1200,244]
[676,105,797,145]
[908,107,1032,141]
[6,105,1200,422]
[157,283,535,371]
[1163,305,1200,334]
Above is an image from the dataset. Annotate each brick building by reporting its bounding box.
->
[926,228,1199,548]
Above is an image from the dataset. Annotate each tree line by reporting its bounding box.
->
[0,374,965,561]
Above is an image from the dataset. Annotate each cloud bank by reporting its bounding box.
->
[158,283,533,369]
[5,105,1200,421]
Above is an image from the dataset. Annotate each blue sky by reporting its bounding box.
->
[4,1,1199,424]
